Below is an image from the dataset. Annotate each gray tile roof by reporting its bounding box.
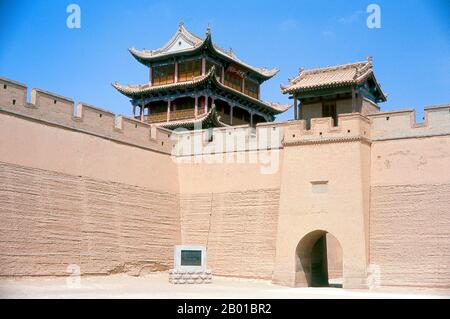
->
[281,57,378,94]
[129,22,278,79]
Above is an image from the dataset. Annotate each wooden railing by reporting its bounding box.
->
[141,108,198,124]
[170,108,196,121]
[218,112,249,126]
[137,110,250,125]
[147,113,168,123]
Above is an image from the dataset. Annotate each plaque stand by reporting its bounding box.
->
[169,245,212,284]
[169,268,212,284]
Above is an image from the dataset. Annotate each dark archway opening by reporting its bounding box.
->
[296,230,343,288]
[310,235,328,287]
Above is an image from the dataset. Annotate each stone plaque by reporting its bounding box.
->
[181,250,202,266]
[173,245,207,270]
[170,245,212,284]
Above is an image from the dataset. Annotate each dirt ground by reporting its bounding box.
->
[0,273,449,299]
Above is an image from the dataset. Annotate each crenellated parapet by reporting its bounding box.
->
[0,77,27,108]
[0,76,176,154]
[368,105,450,140]
[2,76,449,157]
[283,113,372,146]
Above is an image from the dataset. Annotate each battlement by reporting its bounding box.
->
[283,113,372,146]
[0,76,27,108]
[368,105,450,140]
[0,76,175,154]
[2,76,449,156]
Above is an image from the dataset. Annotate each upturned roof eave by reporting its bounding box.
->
[210,75,290,114]
[157,104,229,130]
[113,67,290,114]
[281,74,386,102]
[129,45,204,65]
[112,68,214,98]
[281,81,355,95]
[129,33,278,81]
[281,58,387,102]
[365,72,387,102]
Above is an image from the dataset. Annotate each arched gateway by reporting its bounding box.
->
[295,230,343,287]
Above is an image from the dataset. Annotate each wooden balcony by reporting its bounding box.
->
[170,108,196,121]
[218,112,250,126]
[147,112,168,123]
[136,109,250,126]
[140,108,198,124]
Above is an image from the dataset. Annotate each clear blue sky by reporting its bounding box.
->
[1,0,449,122]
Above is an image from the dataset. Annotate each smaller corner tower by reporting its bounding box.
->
[281,57,386,127]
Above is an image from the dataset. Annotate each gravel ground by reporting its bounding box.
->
[1,273,449,299]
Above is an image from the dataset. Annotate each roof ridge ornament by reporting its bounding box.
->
[299,66,304,75]
[178,21,184,30]
[206,23,211,36]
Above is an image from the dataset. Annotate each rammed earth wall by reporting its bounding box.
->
[0,161,179,276]
[0,76,449,288]
[179,189,280,279]
[369,134,450,288]
[0,77,181,276]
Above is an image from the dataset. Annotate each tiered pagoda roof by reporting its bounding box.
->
[113,67,290,114]
[129,22,278,81]
[113,22,291,130]
[281,57,386,102]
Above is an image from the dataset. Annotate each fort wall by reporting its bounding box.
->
[273,114,372,288]
[178,189,280,279]
[0,77,177,157]
[0,161,180,276]
[176,147,283,278]
[369,105,450,141]
[368,105,450,288]
[0,77,182,276]
[0,76,449,288]
[0,77,178,192]
[174,122,285,279]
